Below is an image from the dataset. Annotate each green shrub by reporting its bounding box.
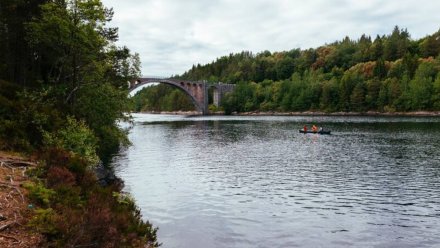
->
[43,116,99,165]
[23,182,56,207]
[28,208,58,236]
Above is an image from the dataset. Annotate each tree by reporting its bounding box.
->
[0,1,159,246]
[337,36,357,69]
[402,53,419,79]
[365,80,381,110]
[350,81,366,112]
[26,0,116,103]
[0,0,48,85]
[388,78,402,110]
[73,83,129,160]
[384,26,410,61]
[23,0,140,160]
[373,59,387,79]
[339,71,360,111]
[370,35,384,61]
[408,62,437,110]
[105,46,141,88]
[319,78,339,111]
[420,32,440,58]
[353,34,372,63]
[275,57,295,80]
[295,49,317,74]
[433,73,440,109]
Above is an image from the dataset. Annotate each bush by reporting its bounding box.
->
[23,182,56,207]
[46,166,76,188]
[28,208,58,236]
[43,116,99,165]
[74,83,131,161]
[27,148,159,247]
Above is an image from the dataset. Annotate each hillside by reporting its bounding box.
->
[133,26,440,114]
[178,26,440,84]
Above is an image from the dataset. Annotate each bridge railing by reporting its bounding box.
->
[134,77,236,88]
[140,75,170,80]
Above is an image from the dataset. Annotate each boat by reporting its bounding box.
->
[299,129,331,135]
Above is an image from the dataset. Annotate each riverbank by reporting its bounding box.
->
[234,110,440,117]
[140,110,440,117]
[140,110,201,115]
[0,150,159,247]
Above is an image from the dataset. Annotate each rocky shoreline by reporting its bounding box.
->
[140,110,201,115]
[140,110,440,117]
[234,111,440,117]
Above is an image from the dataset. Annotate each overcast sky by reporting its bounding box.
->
[101,0,440,77]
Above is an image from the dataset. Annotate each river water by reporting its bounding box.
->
[112,113,440,248]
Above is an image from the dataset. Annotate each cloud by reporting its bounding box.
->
[101,0,440,76]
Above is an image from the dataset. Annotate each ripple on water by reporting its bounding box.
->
[113,114,440,248]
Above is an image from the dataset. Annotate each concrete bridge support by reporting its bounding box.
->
[212,84,235,107]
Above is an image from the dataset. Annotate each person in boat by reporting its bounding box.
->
[312,125,318,132]
[303,125,308,132]
[319,127,323,132]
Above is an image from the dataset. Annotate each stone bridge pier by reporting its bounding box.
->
[212,84,236,107]
[128,78,235,115]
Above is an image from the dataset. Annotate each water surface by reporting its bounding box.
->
[112,114,440,248]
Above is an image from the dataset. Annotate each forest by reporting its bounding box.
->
[133,26,440,114]
[0,0,158,247]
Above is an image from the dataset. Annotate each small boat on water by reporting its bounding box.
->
[299,129,331,135]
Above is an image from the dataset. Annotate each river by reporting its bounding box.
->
[112,113,440,248]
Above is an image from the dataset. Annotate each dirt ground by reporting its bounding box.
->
[0,151,43,247]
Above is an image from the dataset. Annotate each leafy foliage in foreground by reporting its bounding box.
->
[0,0,138,159]
[0,0,158,246]
[43,116,99,165]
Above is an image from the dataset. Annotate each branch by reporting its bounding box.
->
[65,86,79,104]
[0,222,16,232]
[0,233,20,243]
[74,243,98,248]
[0,182,24,203]
[0,160,37,167]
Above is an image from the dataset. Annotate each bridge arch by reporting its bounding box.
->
[129,78,236,115]
[129,79,206,113]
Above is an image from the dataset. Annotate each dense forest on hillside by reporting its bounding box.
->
[180,26,440,113]
[134,26,440,114]
[0,0,158,247]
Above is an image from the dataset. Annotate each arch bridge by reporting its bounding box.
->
[129,77,235,115]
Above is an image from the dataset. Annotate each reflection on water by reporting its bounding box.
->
[113,114,440,248]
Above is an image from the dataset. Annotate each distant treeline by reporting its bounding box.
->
[157,26,440,113]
